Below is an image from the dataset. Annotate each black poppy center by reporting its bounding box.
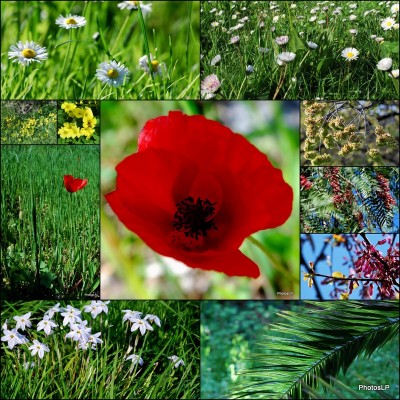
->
[172,196,217,240]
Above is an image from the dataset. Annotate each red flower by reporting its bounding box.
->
[64,175,88,193]
[106,111,293,278]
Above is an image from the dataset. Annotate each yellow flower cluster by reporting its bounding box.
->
[58,102,97,140]
[1,113,56,143]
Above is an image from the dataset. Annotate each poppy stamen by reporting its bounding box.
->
[172,196,217,240]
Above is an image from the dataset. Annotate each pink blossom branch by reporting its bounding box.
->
[311,272,392,284]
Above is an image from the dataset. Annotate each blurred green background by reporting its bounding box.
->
[101,101,299,299]
[201,301,400,399]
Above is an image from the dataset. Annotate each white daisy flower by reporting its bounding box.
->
[307,41,318,49]
[275,35,289,45]
[229,35,240,44]
[349,29,358,35]
[96,60,130,87]
[139,54,165,77]
[389,69,399,78]
[391,4,399,13]
[229,23,244,31]
[381,17,396,30]
[277,52,296,65]
[201,74,221,99]
[55,14,87,29]
[117,1,152,15]
[8,41,48,66]
[341,47,359,61]
[376,57,393,71]
[210,54,221,66]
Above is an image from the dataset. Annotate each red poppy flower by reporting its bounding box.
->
[106,111,293,278]
[64,175,88,193]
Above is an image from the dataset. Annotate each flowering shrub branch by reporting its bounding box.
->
[301,234,399,300]
[301,167,399,233]
[301,101,399,166]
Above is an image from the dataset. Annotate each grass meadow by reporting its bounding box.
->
[1,300,200,399]
[201,1,399,99]
[1,1,199,100]
[101,100,299,300]
[1,101,57,144]
[1,145,100,300]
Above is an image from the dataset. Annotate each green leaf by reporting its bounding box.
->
[40,271,57,289]
[231,301,399,399]
[288,27,307,52]
[380,41,399,56]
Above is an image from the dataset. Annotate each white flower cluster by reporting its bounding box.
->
[1,301,109,361]
[122,309,185,369]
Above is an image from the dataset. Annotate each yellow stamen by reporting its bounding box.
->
[151,60,159,72]
[107,69,119,79]
[347,52,354,58]
[66,18,77,25]
[21,48,36,58]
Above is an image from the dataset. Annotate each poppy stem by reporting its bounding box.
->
[247,235,295,281]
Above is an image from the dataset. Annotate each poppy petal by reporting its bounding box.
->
[107,111,292,278]
[64,175,88,193]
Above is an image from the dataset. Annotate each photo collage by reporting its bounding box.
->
[0,1,399,399]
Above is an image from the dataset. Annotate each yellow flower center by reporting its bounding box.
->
[151,60,159,72]
[386,21,392,26]
[66,18,77,25]
[21,48,36,58]
[347,52,354,58]
[107,69,119,79]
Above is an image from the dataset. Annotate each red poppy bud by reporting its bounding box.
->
[106,111,293,278]
[64,175,88,193]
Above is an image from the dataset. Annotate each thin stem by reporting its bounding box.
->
[58,30,72,98]
[273,65,287,100]
[137,2,157,99]
[247,235,297,283]
[311,272,392,284]
[111,14,132,55]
